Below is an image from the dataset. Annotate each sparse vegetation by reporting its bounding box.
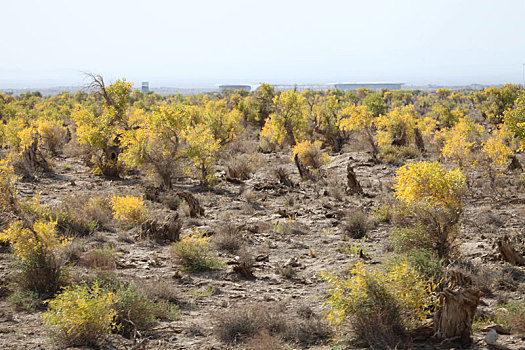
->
[1,84,525,349]
[171,234,224,272]
[110,195,149,227]
[42,282,119,347]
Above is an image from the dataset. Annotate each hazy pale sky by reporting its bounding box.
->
[1,0,524,88]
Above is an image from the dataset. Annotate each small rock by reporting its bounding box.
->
[485,329,510,350]
[483,324,510,335]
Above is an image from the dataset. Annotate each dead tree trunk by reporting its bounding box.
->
[177,192,204,218]
[139,212,182,243]
[434,270,482,345]
[294,154,315,182]
[391,128,407,147]
[414,127,425,153]
[346,161,363,195]
[274,168,296,188]
[497,235,525,266]
[508,155,523,172]
[19,138,50,179]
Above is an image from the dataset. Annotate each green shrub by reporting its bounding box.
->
[390,206,460,258]
[53,195,113,236]
[42,282,118,347]
[322,260,438,348]
[373,203,394,223]
[495,300,525,334]
[391,227,430,253]
[7,290,41,311]
[171,234,224,272]
[394,249,444,284]
[343,209,370,239]
[114,283,180,337]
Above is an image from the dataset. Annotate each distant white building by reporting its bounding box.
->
[327,82,403,91]
[218,84,252,92]
[141,82,149,93]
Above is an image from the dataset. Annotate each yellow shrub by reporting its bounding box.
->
[2,117,27,149]
[291,140,330,169]
[183,123,220,187]
[0,158,17,210]
[35,118,67,154]
[171,233,223,272]
[375,105,418,148]
[260,90,307,147]
[42,282,119,346]
[475,136,513,182]
[321,260,437,327]
[0,220,68,263]
[110,195,149,226]
[18,125,37,150]
[393,161,465,210]
[439,118,484,168]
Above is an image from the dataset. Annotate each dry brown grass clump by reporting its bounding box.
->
[214,303,288,344]
[213,223,244,253]
[52,194,113,236]
[78,247,117,270]
[343,208,370,239]
[214,303,331,346]
[225,154,260,180]
[245,330,286,350]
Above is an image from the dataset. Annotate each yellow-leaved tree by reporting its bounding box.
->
[393,161,465,257]
[439,117,484,170]
[73,76,132,176]
[338,104,378,156]
[260,90,307,148]
[120,103,189,189]
[183,123,221,187]
[475,136,513,185]
[375,105,418,149]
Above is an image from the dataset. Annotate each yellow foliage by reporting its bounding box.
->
[375,105,418,147]
[42,282,118,346]
[34,118,67,153]
[0,220,69,262]
[439,118,484,168]
[475,136,512,181]
[2,117,28,149]
[110,195,149,226]
[18,125,37,149]
[0,158,18,210]
[291,140,330,169]
[183,123,220,186]
[203,99,242,144]
[171,233,223,272]
[321,260,437,327]
[260,90,307,147]
[338,105,374,132]
[393,161,465,210]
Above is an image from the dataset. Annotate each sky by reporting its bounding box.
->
[1,0,524,88]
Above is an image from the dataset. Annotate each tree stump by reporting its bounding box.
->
[508,155,523,172]
[346,161,363,195]
[497,235,525,266]
[177,192,204,218]
[294,154,315,181]
[274,167,296,188]
[391,128,407,147]
[19,138,50,179]
[414,127,425,153]
[139,212,182,243]
[434,270,482,345]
